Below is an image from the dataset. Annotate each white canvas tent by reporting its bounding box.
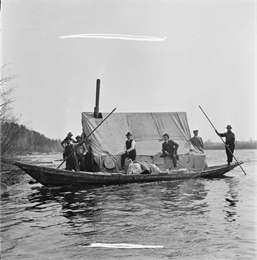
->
[81,112,192,156]
[81,111,206,170]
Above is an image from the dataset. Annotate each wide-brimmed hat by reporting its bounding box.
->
[226,125,232,129]
[67,132,73,136]
[126,132,132,136]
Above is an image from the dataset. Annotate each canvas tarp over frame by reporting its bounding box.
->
[81,112,192,156]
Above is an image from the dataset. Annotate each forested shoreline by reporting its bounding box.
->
[2,122,63,157]
[3,123,256,156]
[204,140,257,150]
[1,122,63,186]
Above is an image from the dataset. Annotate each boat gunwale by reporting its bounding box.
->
[12,160,244,187]
[14,161,243,178]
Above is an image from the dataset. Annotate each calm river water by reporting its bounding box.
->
[1,150,256,260]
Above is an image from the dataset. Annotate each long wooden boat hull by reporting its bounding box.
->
[13,161,243,187]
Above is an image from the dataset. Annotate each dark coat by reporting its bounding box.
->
[162,140,179,155]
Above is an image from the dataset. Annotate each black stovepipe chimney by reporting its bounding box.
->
[94,79,101,118]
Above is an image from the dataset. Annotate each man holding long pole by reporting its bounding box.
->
[215,125,235,166]
[199,105,246,175]
[57,108,116,169]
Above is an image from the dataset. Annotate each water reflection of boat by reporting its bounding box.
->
[159,179,209,217]
[27,186,102,225]
[14,161,242,187]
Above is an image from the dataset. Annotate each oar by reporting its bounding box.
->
[199,106,246,175]
[57,108,116,169]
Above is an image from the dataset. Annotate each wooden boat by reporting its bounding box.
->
[14,161,243,187]
[13,80,245,186]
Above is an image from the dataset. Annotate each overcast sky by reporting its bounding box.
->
[2,0,256,142]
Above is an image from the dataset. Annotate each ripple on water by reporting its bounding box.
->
[1,150,256,259]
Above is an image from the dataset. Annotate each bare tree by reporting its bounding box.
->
[0,65,17,122]
[0,65,22,157]
[0,65,25,184]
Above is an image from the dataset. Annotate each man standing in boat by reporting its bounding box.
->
[61,132,76,148]
[190,130,204,153]
[63,139,80,171]
[161,133,179,168]
[75,135,87,171]
[121,132,137,168]
[61,132,77,159]
[215,125,235,166]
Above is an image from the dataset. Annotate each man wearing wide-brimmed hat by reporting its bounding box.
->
[121,132,137,168]
[62,138,80,171]
[215,125,235,165]
[61,132,77,159]
[61,132,76,148]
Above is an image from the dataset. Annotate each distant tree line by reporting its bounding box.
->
[1,121,63,157]
[204,139,257,150]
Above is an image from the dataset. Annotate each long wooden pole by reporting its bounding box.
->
[57,108,116,169]
[199,106,246,175]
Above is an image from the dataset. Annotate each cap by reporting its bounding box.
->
[163,133,169,139]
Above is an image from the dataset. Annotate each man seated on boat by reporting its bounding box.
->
[160,133,179,168]
[75,135,87,171]
[190,130,204,153]
[63,138,81,171]
[121,132,137,168]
